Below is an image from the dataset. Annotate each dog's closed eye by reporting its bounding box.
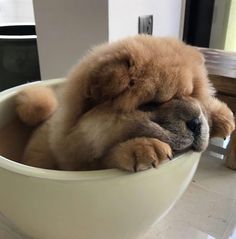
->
[129,79,135,87]
[125,58,134,69]
[138,101,162,112]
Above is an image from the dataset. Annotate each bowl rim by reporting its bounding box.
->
[0,151,197,181]
[0,79,199,181]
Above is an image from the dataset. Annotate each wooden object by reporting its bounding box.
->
[200,48,236,169]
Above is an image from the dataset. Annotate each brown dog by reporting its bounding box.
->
[15,35,235,171]
[20,96,209,171]
[52,35,234,138]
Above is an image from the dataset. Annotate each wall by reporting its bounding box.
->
[33,0,108,80]
[109,0,185,41]
[225,0,236,51]
[0,0,35,23]
[34,0,185,79]
[209,0,231,49]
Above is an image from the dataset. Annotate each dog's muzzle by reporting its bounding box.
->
[191,113,209,152]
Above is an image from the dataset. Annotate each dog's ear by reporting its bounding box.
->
[63,46,136,125]
[86,51,134,102]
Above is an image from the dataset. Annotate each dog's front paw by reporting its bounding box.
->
[207,97,235,138]
[211,112,235,139]
[104,137,172,172]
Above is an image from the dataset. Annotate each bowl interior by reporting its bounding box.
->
[0,117,33,163]
[0,80,62,164]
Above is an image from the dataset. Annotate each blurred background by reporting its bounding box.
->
[0,0,235,84]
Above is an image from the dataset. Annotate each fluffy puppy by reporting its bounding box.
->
[20,95,209,171]
[60,35,215,128]
[53,35,234,146]
[16,35,235,171]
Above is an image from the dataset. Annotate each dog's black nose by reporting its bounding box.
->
[186,117,201,135]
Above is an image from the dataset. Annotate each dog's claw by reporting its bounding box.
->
[133,153,138,172]
[167,154,172,160]
[151,161,156,168]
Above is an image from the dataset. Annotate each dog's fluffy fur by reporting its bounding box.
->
[15,35,235,171]
[18,94,209,171]
[16,86,58,126]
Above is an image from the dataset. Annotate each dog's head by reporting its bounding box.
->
[66,35,233,140]
[145,97,210,152]
[78,35,212,111]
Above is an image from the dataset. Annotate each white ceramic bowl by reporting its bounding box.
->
[0,79,201,239]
